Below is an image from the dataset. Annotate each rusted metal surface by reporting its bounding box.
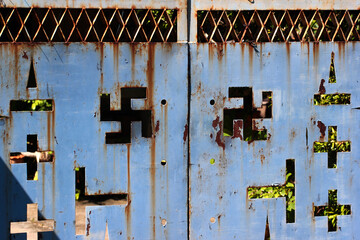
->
[189,42,360,239]
[1,0,360,239]
[0,43,188,239]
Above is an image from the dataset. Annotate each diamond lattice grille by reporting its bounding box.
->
[198,10,360,42]
[0,7,177,42]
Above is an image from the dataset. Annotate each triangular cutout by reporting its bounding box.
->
[27,60,37,88]
[104,221,109,240]
[329,51,336,83]
[264,216,270,240]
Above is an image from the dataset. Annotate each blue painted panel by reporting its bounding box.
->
[0,43,188,239]
[189,43,360,239]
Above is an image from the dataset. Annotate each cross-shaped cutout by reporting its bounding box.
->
[314,190,351,232]
[100,87,152,144]
[223,87,272,141]
[10,203,55,240]
[10,134,54,180]
[248,159,295,223]
[313,126,351,168]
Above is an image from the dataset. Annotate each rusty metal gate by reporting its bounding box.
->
[0,0,360,239]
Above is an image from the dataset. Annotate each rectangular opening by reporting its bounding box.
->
[262,91,272,118]
[314,94,351,105]
[10,99,53,111]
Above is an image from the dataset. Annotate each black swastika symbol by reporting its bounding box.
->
[100,88,152,144]
[224,87,272,141]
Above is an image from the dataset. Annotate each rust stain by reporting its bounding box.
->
[208,43,214,63]
[248,43,253,72]
[260,155,265,165]
[147,44,155,108]
[197,82,202,94]
[313,42,319,68]
[125,144,132,239]
[147,43,156,240]
[317,121,326,141]
[183,124,188,142]
[318,79,326,94]
[14,45,19,98]
[215,121,225,150]
[155,120,160,133]
[212,116,220,129]
[22,51,28,59]
[212,116,225,149]
[232,120,243,140]
[286,42,291,60]
[86,217,91,236]
[210,133,213,139]
[267,133,272,141]
[290,129,296,140]
[113,43,119,77]
[216,44,224,60]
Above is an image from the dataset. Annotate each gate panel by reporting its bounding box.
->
[189,43,360,239]
[0,43,188,239]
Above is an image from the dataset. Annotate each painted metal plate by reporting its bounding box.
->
[0,43,188,239]
[189,42,360,239]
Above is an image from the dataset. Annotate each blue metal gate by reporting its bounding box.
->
[0,0,360,239]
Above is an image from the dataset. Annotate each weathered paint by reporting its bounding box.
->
[0,1,360,239]
[189,42,360,239]
[0,43,188,239]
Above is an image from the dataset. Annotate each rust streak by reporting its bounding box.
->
[22,51,28,59]
[113,43,119,80]
[183,124,188,142]
[212,116,220,129]
[318,79,326,94]
[147,44,156,240]
[86,211,92,236]
[212,116,225,149]
[86,217,91,236]
[155,120,160,133]
[260,155,265,165]
[232,120,243,140]
[317,121,326,141]
[125,144,132,238]
[215,121,225,150]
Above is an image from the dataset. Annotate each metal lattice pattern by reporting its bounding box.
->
[0,8,177,42]
[198,10,360,42]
